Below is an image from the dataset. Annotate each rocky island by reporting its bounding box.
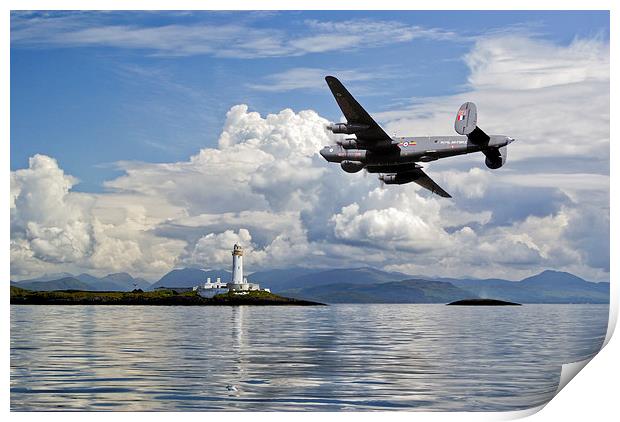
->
[10,286,323,306]
[447,298,521,306]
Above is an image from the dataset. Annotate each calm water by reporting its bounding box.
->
[11,304,608,411]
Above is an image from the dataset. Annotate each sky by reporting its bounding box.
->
[9,10,610,282]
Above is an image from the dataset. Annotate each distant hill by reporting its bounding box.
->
[281,279,475,304]
[15,277,93,292]
[75,273,101,285]
[267,267,608,304]
[248,268,321,291]
[271,267,411,292]
[17,272,74,283]
[447,270,609,304]
[98,273,152,291]
[15,272,152,292]
[150,268,232,289]
[75,273,123,291]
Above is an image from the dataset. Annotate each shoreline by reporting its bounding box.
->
[9,287,324,306]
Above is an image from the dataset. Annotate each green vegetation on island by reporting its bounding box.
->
[9,286,323,306]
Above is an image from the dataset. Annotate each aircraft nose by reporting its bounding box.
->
[320,146,334,160]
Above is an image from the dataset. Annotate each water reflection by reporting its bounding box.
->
[11,304,608,411]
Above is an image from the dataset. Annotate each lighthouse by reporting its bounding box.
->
[195,243,269,295]
[231,244,244,284]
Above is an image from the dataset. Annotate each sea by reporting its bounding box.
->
[10,304,609,411]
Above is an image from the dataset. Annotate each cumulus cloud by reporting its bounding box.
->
[186,229,255,268]
[10,34,609,283]
[11,106,336,280]
[387,206,607,282]
[331,188,450,252]
[11,155,95,264]
[10,155,186,279]
[438,167,491,199]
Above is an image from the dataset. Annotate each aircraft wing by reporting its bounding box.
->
[409,168,452,198]
[325,76,393,145]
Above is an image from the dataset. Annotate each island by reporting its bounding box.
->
[10,286,324,306]
[447,298,521,306]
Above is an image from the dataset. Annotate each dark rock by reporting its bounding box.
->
[447,298,521,306]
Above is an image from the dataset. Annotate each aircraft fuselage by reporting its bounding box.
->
[320,134,513,173]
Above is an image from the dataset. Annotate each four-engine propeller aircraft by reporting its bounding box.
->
[319,76,515,198]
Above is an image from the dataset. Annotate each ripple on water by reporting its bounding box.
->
[10,304,608,411]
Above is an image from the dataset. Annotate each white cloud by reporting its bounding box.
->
[10,105,337,280]
[438,167,491,199]
[11,155,95,264]
[303,19,456,44]
[11,14,455,58]
[187,229,255,268]
[386,206,606,282]
[10,155,186,280]
[10,34,609,283]
[104,105,333,216]
[247,68,375,92]
[331,188,451,253]
[465,36,609,91]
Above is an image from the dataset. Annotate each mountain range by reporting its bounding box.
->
[11,268,609,304]
[274,269,609,304]
[12,272,151,292]
[150,268,232,289]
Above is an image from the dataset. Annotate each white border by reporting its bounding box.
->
[3,1,616,421]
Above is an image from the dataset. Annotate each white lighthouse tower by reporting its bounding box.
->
[225,243,264,292]
[231,243,244,284]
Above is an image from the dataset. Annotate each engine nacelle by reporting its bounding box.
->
[485,156,503,169]
[379,172,419,185]
[484,146,508,169]
[341,161,365,173]
[379,174,398,184]
[327,122,370,134]
[337,138,359,149]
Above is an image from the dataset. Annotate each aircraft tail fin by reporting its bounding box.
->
[455,102,489,145]
[455,102,477,135]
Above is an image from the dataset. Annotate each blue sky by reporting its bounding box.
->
[9,11,610,282]
[11,11,609,192]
